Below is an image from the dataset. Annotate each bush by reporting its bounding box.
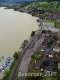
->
[31,31,35,37]
[47,40,54,47]
[25,76,43,80]
[13,52,19,60]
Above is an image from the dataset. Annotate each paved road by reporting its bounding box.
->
[10,26,60,80]
[10,28,43,80]
[18,31,44,77]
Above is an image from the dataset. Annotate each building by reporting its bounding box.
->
[53,47,60,52]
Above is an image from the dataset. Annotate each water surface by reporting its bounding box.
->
[0,7,38,57]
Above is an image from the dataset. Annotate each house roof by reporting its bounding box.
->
[39,51,45,56]
[35,61,44,69]
[44,66,53,72]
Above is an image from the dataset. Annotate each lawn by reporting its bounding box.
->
[31,54,43,61]
[43,20,56,23]
[28,48,43,72]
[43,20,60,28]
[28,59,41,73]
[43,76,52,80]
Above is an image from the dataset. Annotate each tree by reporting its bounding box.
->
[31,31,35,37]
[47,40,54,47]
[25,76,43,80]
[43,60,49,67]
[55,22,57,28]
[13,52,19,60]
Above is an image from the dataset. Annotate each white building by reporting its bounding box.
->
[53,47,60,52]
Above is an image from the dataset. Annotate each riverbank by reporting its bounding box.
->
[0,7,39,80]
[1,1,60,29]
[0,56,14,79]
[2,50,22,80]
[0,1,60,80]
[2,1,60,21]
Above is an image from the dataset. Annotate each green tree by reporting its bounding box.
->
[25,76,43,80]
[13,52,19,60]
[55,22,57,28]
[31,31,35,37]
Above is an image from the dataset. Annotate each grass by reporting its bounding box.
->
[56,22,60,28]
[31,48,43,61]
[28,48,43,73]
[43,19,56,23]
[43,19,60,28]
[34,48,41,53]
[43,76,52,80]
[28,59,36,72]
[31,53,43,61]
[28,59,40,73]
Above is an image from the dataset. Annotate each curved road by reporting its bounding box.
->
[10,28,44,80]
[18,29,44,77]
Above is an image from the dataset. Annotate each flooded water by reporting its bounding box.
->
[0,7,38,57]
[0,7,55,79]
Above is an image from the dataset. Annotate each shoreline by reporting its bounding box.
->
[0,7,39,80]
[1,1,60,22]
[0,1,60,79]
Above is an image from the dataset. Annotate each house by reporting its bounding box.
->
[39,50,45,56]
[57,40,60,45]
[35,61,44,70]
[49,54,53,58]
[44,66,53,72]
[41,38,48,46]
[53,47,60,52]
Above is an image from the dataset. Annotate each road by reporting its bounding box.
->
[10,26,60,80]
[10,28,44,80]
[18,29,44,77]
